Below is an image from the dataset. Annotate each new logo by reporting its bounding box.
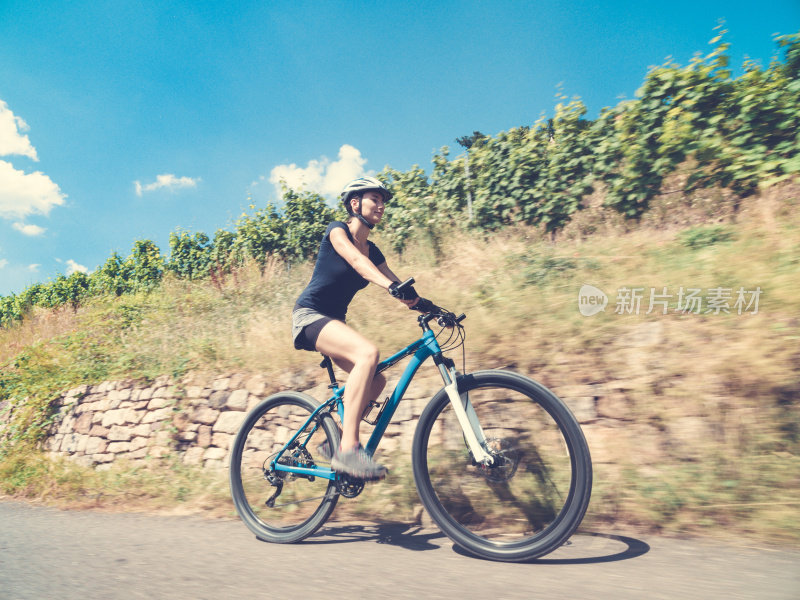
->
[578,284,608,316]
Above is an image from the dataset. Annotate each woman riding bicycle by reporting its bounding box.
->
[291,176,421,480]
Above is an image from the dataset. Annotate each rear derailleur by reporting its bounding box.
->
[263,444,317,507]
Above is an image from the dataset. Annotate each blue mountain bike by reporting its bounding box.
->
[229,280,592,562]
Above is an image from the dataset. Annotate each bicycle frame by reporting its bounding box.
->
[271,326,493,481]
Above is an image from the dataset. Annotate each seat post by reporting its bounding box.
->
[319,355,338,388]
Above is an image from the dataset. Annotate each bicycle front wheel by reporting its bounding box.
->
[229,392,340,543]
[412,370,592,562]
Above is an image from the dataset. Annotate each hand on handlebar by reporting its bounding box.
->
[388,280,418,302]
[411,297,435,313]
[393,278,465,329]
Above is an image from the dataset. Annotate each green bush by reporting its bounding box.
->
[678,225,736,249]
[168,231,212,280]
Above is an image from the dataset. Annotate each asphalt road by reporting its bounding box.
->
[1,501,798,600]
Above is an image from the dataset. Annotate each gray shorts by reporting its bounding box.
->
[291,307,334,351]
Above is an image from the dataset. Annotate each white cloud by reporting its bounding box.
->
[268,144,368,198]
[0,258,8,269]
[0,100,38,161]
[13,222,46,236]
[0,160,66,220]
[65,259,88,275]
[0,101,66,233]
[134,174,200,196]
[28,264,40,272]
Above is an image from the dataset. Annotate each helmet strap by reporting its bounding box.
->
[351,194,374,229]
[356,214,375,229]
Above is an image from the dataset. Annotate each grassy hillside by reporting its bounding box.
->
[1,183,799,543]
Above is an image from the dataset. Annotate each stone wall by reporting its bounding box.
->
[38,373,269,470]
[33,370,453,470]
[4,365,720,472]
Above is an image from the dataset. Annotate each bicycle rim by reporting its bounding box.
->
[413,371,592,561]
[229,393,340,543]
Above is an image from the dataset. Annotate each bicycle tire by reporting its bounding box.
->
[412,370,592,562]
[229,392,341,543]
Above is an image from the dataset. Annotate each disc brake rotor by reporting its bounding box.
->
[476,437,521,483]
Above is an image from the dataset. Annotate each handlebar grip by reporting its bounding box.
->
[396,277,415,291]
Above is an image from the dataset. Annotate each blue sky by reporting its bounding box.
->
[1,0,798,296]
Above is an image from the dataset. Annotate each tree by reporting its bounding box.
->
[168,230,212,280]
[455,131,487,222]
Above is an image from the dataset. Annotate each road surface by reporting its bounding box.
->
[1,501,798,599]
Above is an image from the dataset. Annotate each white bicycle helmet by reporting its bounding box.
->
[340,176,392,229]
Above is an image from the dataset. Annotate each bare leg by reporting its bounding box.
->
[314,320,385,451]
[329,356,386,430]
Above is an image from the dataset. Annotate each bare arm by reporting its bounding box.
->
[329,227,419,307]
[329,226,394,290]
[376,261,402,284]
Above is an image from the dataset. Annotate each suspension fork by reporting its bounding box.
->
[435,356,494,466]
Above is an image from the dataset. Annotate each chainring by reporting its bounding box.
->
[336,473,365,498]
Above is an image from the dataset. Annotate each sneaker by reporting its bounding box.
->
[316,440,332,461]
[331,444,388,481]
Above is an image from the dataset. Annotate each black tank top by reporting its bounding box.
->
[294,221,386,320]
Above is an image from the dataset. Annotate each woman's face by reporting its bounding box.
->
[354,191,385,224]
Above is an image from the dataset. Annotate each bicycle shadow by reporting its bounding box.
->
[300,521,447,552]
[296,522,650,563]
[451,531,651,564]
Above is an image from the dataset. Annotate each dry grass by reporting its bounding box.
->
[0,447,234,518]
[0,306,84,367]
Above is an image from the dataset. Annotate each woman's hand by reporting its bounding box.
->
[388,281,418,300]
[388,281,421,308]
[399,297,420,308]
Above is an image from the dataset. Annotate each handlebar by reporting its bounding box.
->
[395,276,465,329]
[395,277,415,290]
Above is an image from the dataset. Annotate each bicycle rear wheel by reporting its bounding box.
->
[412,370,592,562]
[229,392,340,543]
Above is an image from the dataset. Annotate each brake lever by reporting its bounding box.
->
[436,311,458,328]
